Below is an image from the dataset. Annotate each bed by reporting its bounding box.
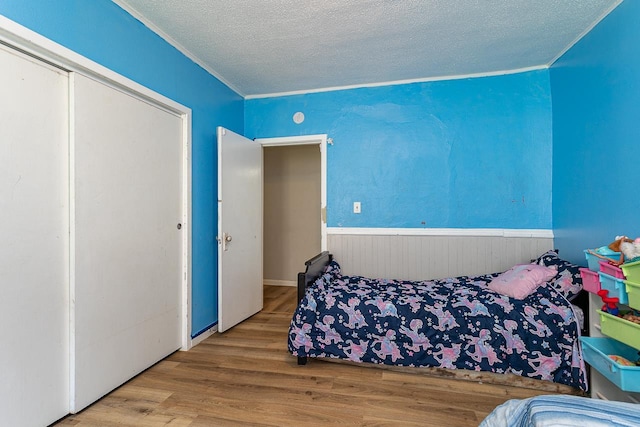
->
[480,395,640,426]
[288,250,588,391]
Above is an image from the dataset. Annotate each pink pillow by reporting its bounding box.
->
[488,264,558,299]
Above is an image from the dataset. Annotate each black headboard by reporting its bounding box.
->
[297,251,333,302]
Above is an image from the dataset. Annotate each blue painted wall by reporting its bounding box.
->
[550,0,640,265]
[246,71,553,229]
[0,0,243,335]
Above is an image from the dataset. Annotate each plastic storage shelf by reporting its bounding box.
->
[625,280,640,311]
[621,259,640,282]
[599,272,628,305]
[599,260,625,279]
[581,336,640,392]
[585,249,621,272]
[580,268,601,294]
[599,310,640,351]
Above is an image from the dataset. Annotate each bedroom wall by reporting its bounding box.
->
[0,1,243,336]
[245,70,553,230]
[246,71,555,277]
[550,0,640,265]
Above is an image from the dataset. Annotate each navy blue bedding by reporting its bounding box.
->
[288,260,587,391]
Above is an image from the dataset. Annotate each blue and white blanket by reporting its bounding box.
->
[288,260,587,390]
[480,395,640,426]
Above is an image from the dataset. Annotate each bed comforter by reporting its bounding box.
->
[480,395,640,426]
[288,260,587,391]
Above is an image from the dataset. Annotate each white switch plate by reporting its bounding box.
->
[353,201,361,214]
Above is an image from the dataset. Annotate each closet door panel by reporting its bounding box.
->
[71,74,183,411]
[0,45,70,425]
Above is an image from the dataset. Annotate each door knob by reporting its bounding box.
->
[225,234,232,242]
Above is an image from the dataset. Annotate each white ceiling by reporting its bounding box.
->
[114,0,621,97]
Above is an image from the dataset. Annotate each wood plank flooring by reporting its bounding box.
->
[55,285,579,426]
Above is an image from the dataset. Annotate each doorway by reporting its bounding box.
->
[259,135,327,288]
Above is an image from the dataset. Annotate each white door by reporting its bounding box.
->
[71,74,184,411]
[217,127,263,332]
[0,44,70,425]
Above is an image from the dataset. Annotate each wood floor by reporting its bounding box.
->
[55,285,577,426]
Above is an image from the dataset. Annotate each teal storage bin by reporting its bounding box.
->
[581,337,640,392]
[584,249,621,272]
[598,272,628,304]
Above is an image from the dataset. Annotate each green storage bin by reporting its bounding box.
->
[621,259,640,282]
[626,280,640,311]
[599,310,640,351]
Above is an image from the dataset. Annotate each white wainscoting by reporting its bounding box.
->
[327,228,554,280]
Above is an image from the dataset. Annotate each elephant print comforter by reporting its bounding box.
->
[288,260,587,391]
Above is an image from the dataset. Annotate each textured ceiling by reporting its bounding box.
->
[114,0,621,97]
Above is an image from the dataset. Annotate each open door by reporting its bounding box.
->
[217,127,263,332]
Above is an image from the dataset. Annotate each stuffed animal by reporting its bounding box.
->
[608,355,637,366]
[609,354,636,366]
[608,236,640,264]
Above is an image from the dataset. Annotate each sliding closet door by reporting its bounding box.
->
[70,74,183,411]
[0,46,69,425]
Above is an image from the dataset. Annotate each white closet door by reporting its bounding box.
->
[71,74,183,411]
[0,46,70,425]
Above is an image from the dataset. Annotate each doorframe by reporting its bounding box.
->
[0,16,193,350]
[256,134,328,251]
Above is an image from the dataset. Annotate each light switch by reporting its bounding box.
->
[353,201,361,214]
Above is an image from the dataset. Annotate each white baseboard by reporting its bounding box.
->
[264,279,296,287]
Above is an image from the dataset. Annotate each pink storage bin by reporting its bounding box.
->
[580,267,601,294]
[599,260,625,279]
